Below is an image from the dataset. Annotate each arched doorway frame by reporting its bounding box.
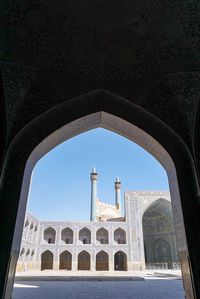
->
[114,250,127,271]
[3,90,197,298]
[59,250,72,270]
[77,250,91,270]
[41,250,54,271]
[96,250,109,271]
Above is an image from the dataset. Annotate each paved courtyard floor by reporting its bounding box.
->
[13,271,185,299]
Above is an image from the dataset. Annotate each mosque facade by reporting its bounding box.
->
[16,169,178,272]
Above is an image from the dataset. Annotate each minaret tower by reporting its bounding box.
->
[115,177,121,213]
[90,167,98,221]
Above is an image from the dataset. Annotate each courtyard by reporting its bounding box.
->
[13,270,184,299]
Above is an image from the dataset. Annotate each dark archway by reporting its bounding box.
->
[59,251,72,270]
[96,251,109,271]
[78,251,90,270]
[41,250,53,270]
[114,251,127,271]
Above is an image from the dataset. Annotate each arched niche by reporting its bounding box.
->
[20,248,25,256]
[61,228,73,244]
[96,228,109,244]
[24,219,29,227]
[79,228,91,244]
[114,228,126,244]
[43,227,56,244]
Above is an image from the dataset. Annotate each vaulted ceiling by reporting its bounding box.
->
[0,0,200,174]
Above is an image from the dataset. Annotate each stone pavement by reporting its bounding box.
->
[13,271,184,299]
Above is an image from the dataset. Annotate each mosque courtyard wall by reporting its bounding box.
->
[16,188,178,272]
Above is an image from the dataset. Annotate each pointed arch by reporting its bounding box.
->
[41,250,53,270]
[79,228,91,244]
[96,228,109,244]
[20,248,25,256]
[114,251,127,271]
[96,250,109,270]
[6,93,195,297]
[61,227,73,244]
[114,228,126,244]
[59,251,72,270]
[24,219,29,227]
[78,251,90,270]
[43,227,56,244]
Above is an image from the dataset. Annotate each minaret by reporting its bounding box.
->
[90,167,98,221]
[115,177,121,212]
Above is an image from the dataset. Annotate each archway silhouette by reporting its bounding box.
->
[4,91,196,298]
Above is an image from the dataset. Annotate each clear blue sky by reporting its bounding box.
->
[27,128,169,221]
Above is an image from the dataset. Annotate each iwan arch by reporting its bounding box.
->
[3,94,198,299]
